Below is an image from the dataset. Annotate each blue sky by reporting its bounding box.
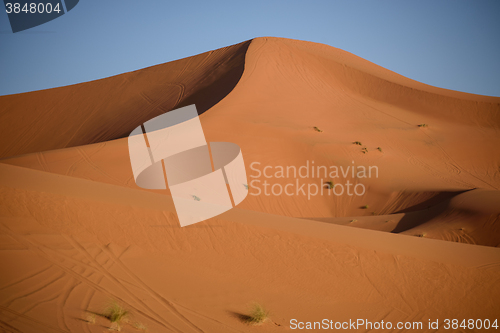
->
[1,0,499,97]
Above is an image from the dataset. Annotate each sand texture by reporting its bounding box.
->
[1,37,499,332]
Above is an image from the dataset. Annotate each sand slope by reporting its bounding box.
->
[4,37,500,245]
[1,37,500,332]
[0,41,251,159]
[1,163,499,332]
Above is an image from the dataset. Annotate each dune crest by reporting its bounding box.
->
[3,37,500,246]
[0,40,251,159]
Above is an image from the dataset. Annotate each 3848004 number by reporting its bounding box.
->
[5,3,61,14]
[443,319,498,330]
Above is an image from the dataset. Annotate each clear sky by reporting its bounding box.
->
[1,0,499,97]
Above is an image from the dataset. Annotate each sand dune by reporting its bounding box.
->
[1,37,500,332]
[0,41,251,159]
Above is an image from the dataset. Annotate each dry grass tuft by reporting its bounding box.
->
[104,301,129,331]
[247,303,269,325]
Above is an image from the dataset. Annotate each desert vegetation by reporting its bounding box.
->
[84,300,146,331]
[246,303,269,325]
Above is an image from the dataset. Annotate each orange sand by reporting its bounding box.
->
[1,37,499,332]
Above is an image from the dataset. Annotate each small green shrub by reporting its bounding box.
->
[104,301,129,331]
[353,141,362,145]
[325,181,334,189]
[314,126,323,132]
[247,303,269,325]
[418,124,428,128]
[85,301,146,332]
[377,147,382,152]
[361,205,369,209]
